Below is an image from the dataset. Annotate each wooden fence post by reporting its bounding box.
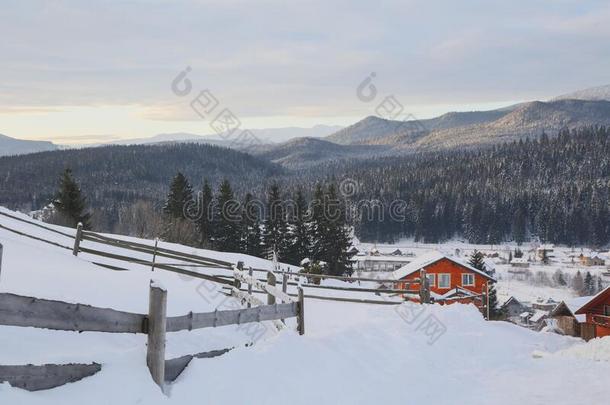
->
[151,238,159,272]
[247,267,253,308]
[147,281,167,390]
[72,223,83,256]
[0,242,3,283]
[267,272,277,305]
[297,287,305,336]
[419,269,430,304]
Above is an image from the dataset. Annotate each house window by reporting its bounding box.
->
[438,274,451,289]
[462,273,475,287]
[605,305,610,316]
[426,274,436,287]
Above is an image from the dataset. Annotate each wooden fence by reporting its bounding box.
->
[0,277,302,391]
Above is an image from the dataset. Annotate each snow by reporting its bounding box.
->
[1,208,610,404]
[391,250,494,281]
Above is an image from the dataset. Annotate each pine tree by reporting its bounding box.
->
[196,179,214,248]
[310,184,327,262]
[319,185,352,276]
[241,193,263,257]
[214,180,242,252]
[469,250,499,319]
[553,269,567,286]
[262,184,290,260]
[285,189,311,265]
[164,172,193,219]
[572,271,585,296]
[53,168,91,229]
[584,272,594,296]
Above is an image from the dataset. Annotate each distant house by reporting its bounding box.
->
[579,253,606,267]
[509,257,530,268]
[575,286,610,340]
[392,251,495,310]
[537,244,554,261]
[347,246,360,256]
[352,254,411,272]
[548,296,590,338]
[528,310,549,331]
[532,298,558,311]
[390,249,403,256]
[501,296,529,318]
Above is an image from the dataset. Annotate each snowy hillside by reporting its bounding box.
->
[1,208,609,404]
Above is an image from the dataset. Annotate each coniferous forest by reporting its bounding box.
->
[1,126,609,251]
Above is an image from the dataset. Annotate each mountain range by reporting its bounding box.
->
[3,84,610,163]
[256,87,610,167]
[0,134,57,157]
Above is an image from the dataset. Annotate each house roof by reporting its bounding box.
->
[530,310,549,323]
[391,251,496,281]
[501,296,522,308]
[510,258,529,264]
[575,286,610,315]
[550,296,592,323]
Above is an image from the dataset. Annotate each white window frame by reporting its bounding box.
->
[426,273,436,287]
[438,273,451,289]
[462,273,475,287]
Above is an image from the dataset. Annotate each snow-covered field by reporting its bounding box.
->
[1,208,610,405]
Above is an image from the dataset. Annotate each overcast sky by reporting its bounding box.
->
[1,0,609,143]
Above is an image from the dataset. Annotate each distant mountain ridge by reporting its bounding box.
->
[256,88,610,167]
[0,134,57,157]
[553,84,610,101]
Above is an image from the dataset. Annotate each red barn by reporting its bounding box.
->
[575,286,610,339]
[392,251,495,309]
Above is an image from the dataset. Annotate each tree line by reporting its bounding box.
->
[162,173,353,275]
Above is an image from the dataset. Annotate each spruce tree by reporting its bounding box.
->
[214,180,242,252]
[318,185,352,276]
[53,168,91,229]
[241,193,263,257]
[584,272,594,296]
[196,179,214,248]
[572,271,585,296]
[262,184,289,260]
[285,189,311,265]
[469,250,499,319]
[164,172,193,219]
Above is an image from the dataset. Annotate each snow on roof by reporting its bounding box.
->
[530,310,548,323]
[520,312,531,319]
[300,258,311,266]
[391,251,495,281]
[575,286,610,315]
[510,258,529,264]
[353,255,413,262]
[562,296,593,323]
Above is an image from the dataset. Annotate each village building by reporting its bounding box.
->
[579,253,606,267]
[575,286,610,339]
[548,296,590,338]
[392,251,495,309]
[509,257,529,268]
[532,298,558,311]
[501,296,529,319]
[352,253,412,272]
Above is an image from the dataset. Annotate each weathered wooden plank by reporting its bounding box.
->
[164,348,231,382]
[0,293,145,333]
[147,282,167,389]
[165,301,297,332]
[78,247,233,285]
[0,363,101,391]
[81,230,233,268]
[267,271,277,305]
[0,242,3,283]
[225,286,405,305]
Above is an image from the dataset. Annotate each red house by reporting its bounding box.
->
[575,286,610,339]
[393,251,495,309]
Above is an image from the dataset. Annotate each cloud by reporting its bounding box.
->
[1,0,609,124]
